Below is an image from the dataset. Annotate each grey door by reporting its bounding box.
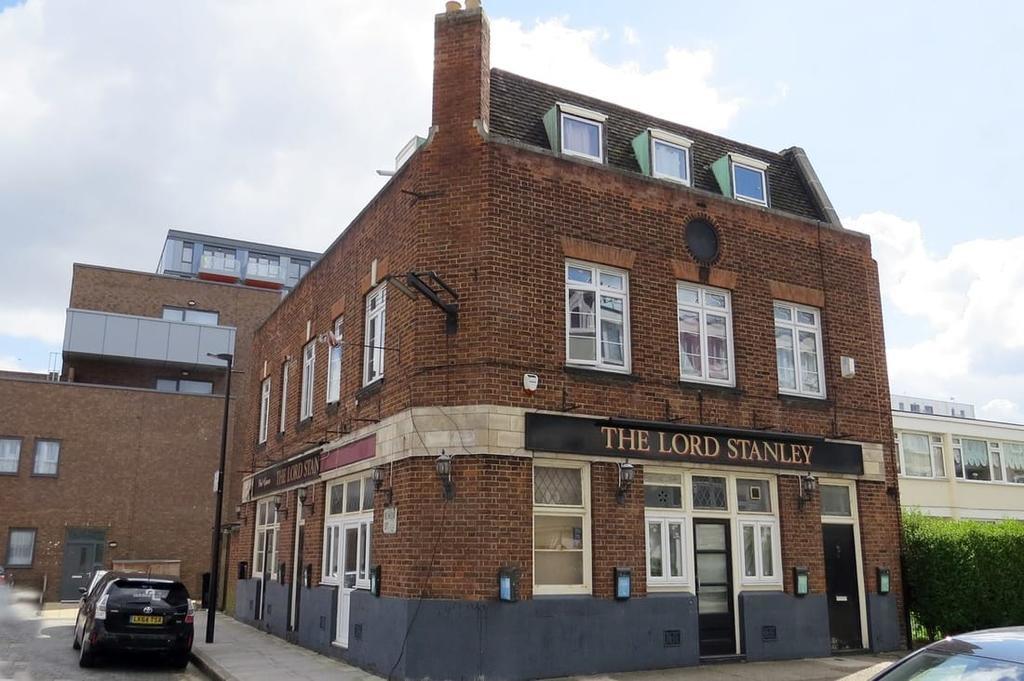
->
[60,528,106,601]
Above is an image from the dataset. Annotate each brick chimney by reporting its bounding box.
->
[432,1,490,140]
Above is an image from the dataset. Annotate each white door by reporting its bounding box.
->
[336,521,360,647]
[289,497,303,630]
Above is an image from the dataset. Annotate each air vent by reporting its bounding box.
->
[762,625,778,642]
[664,629,681,647]
[354,624,364,640]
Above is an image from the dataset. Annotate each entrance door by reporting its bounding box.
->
[823,523,863,651]
[60,528,106,601]
[335,521,361,647]
[289,497,303,631]
[694,520,735,656]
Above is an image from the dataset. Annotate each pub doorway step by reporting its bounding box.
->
[698,654,746,665]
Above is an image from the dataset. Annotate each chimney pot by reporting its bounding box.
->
[445,1,461,12]
[465,0,480,8]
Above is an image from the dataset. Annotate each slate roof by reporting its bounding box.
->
[488,68,827,222]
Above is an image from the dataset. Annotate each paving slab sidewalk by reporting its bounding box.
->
[566,652,898,681]
[191,611,380,681]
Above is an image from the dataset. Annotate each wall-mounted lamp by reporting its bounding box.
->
[877,567,891,595]
[187,300,197,307]
[436,450,455,500]
[498,566,520,603]
[797,473,818,510]
[272,494,288,519]
[370,565,382,597]
[297,486,315,509]
[235,504,244,521]
[614,567,632,600]
[616,461,636,504]
[372,465,393,505]
[793,567,809,596]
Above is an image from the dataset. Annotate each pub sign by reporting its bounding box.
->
[252,449,321,496]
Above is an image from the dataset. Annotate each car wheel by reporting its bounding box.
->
[78,633,97,668]
[72,614,81,650]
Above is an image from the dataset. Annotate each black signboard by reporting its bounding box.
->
[525,413,863,475]
[252,449,321,497]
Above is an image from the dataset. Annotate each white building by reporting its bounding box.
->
[894,396,1024,520]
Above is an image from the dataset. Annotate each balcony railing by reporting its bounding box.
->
[63,309,235,368]
[198,253,241,281]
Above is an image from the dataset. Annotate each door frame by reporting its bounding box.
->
[334,518,365,648]
[819,478,868,649]
[289,494,304,630]
[60,528,106,602]
[692,517,736,657]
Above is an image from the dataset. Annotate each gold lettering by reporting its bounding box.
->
[739,439,751,460]
[602,426,619,450]
[763,441,779,462]
[803,444,813,466]
[636,430,650,453]
[689,435,703,457]
[749,440,762,461]
[672,433,689,455]
[727,438,740,459]
[781,444,794,464]
[704,436,720,458]
[658,432,672,454]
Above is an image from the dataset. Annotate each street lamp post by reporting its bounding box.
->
[205,352,233,644]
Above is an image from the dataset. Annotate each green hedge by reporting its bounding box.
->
[903,512,1024,640]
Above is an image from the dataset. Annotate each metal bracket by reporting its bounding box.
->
[398,271,459,335]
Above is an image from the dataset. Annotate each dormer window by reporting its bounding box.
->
[635,128,692,185]
[729,153,769,205]
[544,103,607,163]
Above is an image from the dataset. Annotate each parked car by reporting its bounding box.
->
[0,565,11,588]
[72,572,194,669]
[873,627,1024,679]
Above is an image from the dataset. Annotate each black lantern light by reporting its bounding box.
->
[436,450,455,500]
[372,466,387,490]
[797,473,818,510]
[616,461,635,504]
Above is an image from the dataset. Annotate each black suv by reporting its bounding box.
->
[73,571,194,668]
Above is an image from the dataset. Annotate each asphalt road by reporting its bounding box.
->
[0,589,205,681]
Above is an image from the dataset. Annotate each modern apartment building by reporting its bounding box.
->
[0,232,316,603]
[228,4,903,678]
[894,397,1024,520]
[892,394,974,419]
[158,229,319,292]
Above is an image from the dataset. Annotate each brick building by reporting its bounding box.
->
[0,232,316,604]
[230,4,903,678]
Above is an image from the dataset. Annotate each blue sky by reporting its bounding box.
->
[1,0,1022,420]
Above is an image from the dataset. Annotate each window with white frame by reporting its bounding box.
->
[32,440,59,476]
[559,105,605,162]
[735,478,779,583]
[566,261,630,371]
[253,499,279,580]
[896,431,945,478]
[326,317,343,403]
[300,340,315,421]
[279,360,290,433]
[533,463,590,594]
[0,438,20,474]
[730,154,768,206]
[774,302,826,398]
[645,471,688,586]
[323,475,374,589]
[6,528,36,567]
[953,438,1024,483]
[363,286,387,386]
[677,284,734,386]
[258,378,271,444]
[650,130,692,185]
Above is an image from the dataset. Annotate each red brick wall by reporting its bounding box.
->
[0,378,223,600]
[591,462,646,598]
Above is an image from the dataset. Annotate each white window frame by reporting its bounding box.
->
[258,377,271,444]
[953,437,1024,484]
[896,431,945,479]
[32,440,60,476]
[279,360,290,433]
[533,461,592,595]
[649,129,692,185]
[326,317,343,404]
[729,152,769,206]
[322,474,374,588]
[300,340,315,421]
[677,283,735,387]
[643,470,690,588]
[253,499,280,581]
[565,260,631,373]
[6,528,36,567]
[1003,441,1024,484]
[559,104,606,163]
[363,285,387,386]
[0,438,21,474]
[773,301,826,399]
[733,475,781,586]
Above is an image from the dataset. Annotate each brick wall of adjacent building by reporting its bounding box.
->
[0,378,224,600]
[234,5,902,644]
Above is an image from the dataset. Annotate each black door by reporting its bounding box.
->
[694,520,735,656]
[822,523,863,651]
[59,528,106,601]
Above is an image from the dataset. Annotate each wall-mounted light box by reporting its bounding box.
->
[793,567,809,596]
[370,565,382,597]
[498,566,519,603]
[614,567,631,601]
[877,567,891,595]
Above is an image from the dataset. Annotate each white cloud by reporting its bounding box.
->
[0,1,739,358]
[848,211,1024,422]
[491,17,740,131]
[980,399,1023,423]
[622,26,639,46]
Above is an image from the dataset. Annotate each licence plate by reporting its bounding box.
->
[130,615,164,625]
